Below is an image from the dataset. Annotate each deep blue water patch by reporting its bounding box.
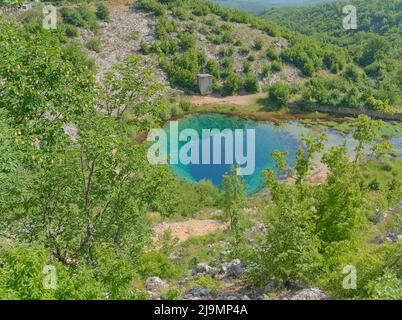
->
[164,113,304,194]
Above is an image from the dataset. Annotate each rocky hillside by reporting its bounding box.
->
[64,0,308,96]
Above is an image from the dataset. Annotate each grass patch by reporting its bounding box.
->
[363,159,402,189]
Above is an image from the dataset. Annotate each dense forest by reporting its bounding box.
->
[263,0,402,111]
[0,0,401,300]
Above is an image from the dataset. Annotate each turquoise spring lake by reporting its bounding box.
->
[164,113,304,194]
[164,113,402,194]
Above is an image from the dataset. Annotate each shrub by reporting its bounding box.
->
[137,252,179,279]
[269,82,292,106]
[266,46,278,60]
[171,7,189,20]
[281,43,321,76]
[86,37,102,53]
[140,40,152,54]
[130,30,140,40]
[78,4,98,31]
[254,37,263,50]
[221,72,242,96]
[179,100,192,112]
[243,72,260,93]
[222,31,233,44]
[271,60,283,72]
[205,59,220,80]
[179,33,197,51]
[64,24,78,38]
[170,106,179,117]
[63,42,96,72]
[161,287,182,300]
[247,54,256,62]
[60,7,85,27]
[371,270,402,300]
[344,65,360,82]
[239,47,250,56]
[242,60,251,73]
[234,39,242,47]
[167,49,200,92]
[262,64,270,77]
[219,46,234,58]
[96,4,110,22]
[137,0,167,16]
[368,179,380,191]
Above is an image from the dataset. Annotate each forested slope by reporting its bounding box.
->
[262,0,402,111]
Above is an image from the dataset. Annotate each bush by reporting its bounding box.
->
[64,24,78,38]
[221,72,242,97]
[239,47,250,56]
[179,100,192,112]
[170,106,179,117]
[137,0,167,16]
[269,82,292,106]
[96,4,110,22]
[266,46,278,60]
[161,287,182,300]
[140,40,152,54]
[271,60,283,72]
[205,59,220,80]
[179,33,197,50]
[86,37,102,53]
[242,60,251,73]
[254,37,263,50]
[262,64,270,77]
[61,5,98,32]
[63,42,96,71]
[167,49,200,92]
[243,72,260,94]
[247,54,256,62]
[130,30,140,40]
[368,179,380,191]
[78,4,98,31]
[171,7,189,20]
[137,252,179,279]
[60,7,85,27]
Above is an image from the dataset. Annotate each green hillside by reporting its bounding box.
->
[262,0,402,110]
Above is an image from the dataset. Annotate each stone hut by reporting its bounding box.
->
[197,74,213,95]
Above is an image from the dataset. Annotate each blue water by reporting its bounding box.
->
[164,113,304,194]
[163,114,402,194]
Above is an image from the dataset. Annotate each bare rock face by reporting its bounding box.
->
[145,276,167,291]
[224,259,244,278]
[290,288,327,300]
[194,263,220,276]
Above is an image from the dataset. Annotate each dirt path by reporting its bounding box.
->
[153,219,228,243]
[190,93,266,107]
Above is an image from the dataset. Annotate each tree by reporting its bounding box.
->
[167,49,200,92]
[371,140,394,160]
[294,134,326,184]
[352,115,383,162]
[102,54,164,123]
[317,144,367,244]
[222,167,246,232]
[0,20,95,143]
[249,166,322,285]
[367,96,396,115]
